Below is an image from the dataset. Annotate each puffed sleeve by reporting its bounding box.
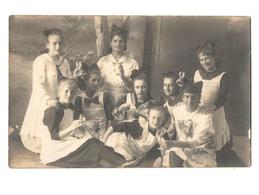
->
[43,107,64,140]
[193,70,201,83]
[32,56,51,105]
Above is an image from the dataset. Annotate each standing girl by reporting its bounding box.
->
[97,24,139,108]
[194,40,232,165]
[20,29,72,153]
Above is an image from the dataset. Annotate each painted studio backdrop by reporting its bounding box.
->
[9,16,250,167]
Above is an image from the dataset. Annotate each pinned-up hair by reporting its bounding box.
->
[162,71,178,82]
[195,40,217,57]
[107,23,128,54]
[42,28,64,41]
[110,23,129,41]
[40,28,64,54]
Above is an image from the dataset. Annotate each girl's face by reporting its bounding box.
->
[134,79,148,101]
[148,109,165,129]
[46,34,64,57]
[58,84,76,104]
[163,77,176,96]
[87,73,102,91]
[111,35,126,53]
[198,53,216,72]
[182,92,200,112]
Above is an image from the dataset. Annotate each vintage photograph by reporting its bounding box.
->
[9,16,250,168]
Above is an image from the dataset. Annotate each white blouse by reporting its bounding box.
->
[97,53,139,88]
[32,53,72,104]
[163,102,216,167]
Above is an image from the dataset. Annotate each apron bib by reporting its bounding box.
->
[194,71,230,150]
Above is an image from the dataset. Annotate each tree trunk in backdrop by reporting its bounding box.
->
[94,16,110,58]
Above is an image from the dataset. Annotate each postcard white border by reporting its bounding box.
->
[1,0,257,195]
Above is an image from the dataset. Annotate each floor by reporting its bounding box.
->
[8,131,250,168]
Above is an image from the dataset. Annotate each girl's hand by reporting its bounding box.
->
[75,61,83,69]
[69,120,83,131]
[73,128,85,139]
[59,120,84,138]
[46,98,58,107]
[203,104,217,114]
[72,61,86,78]
[190,135,213,149]
[156,130,167,156]
[176,71,185,87]
[199,134,214,148]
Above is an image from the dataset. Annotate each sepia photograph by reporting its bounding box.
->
[8,15,251,168]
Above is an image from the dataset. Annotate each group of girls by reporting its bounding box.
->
[19,24,231,167]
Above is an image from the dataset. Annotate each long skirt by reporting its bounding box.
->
[48,138,126,168]
[20,93,49,153]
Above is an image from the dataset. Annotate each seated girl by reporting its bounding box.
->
[40,78,126,168]
[102,101,169,164]
[159,71,187,140]
[73,64,113,140]
[162,82,216,167]
[112,73,153,122]
[160,71,186,108]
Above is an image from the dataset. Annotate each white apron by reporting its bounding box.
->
[40,109,93,164]
[194,70,230,150]
[106,117,156,161]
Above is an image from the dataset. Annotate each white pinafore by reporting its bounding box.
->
[40,108,93,164]
[106,93,156,160]
[194,70,230,151]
